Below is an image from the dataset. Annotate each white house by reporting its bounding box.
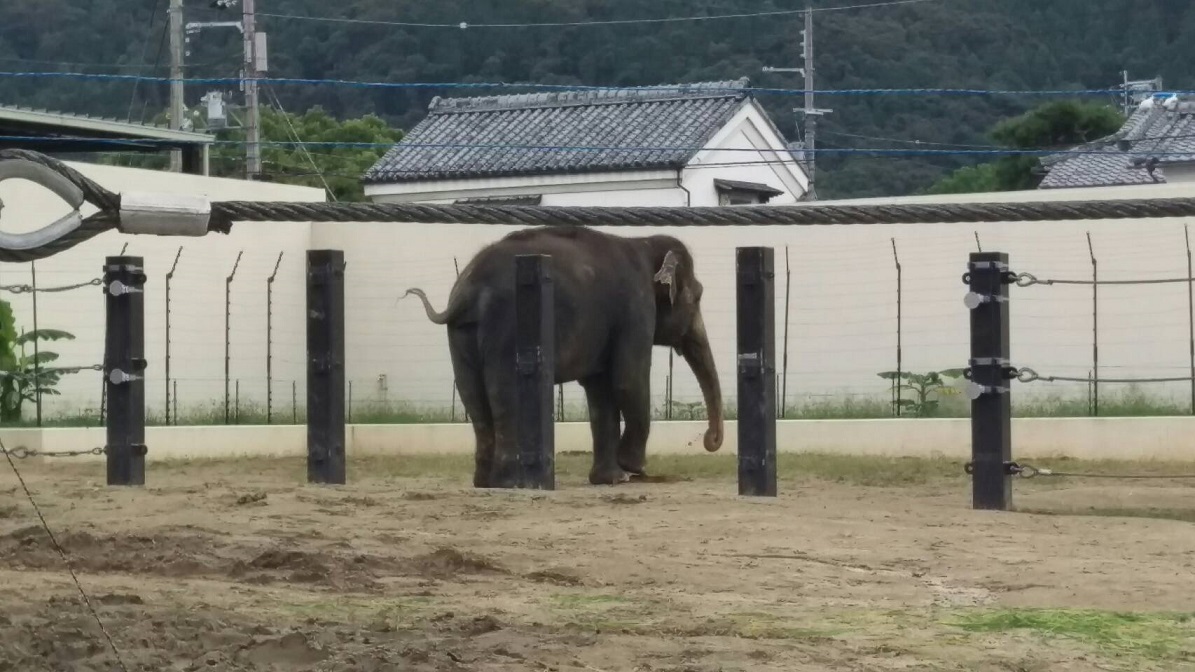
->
[360,78,810,206]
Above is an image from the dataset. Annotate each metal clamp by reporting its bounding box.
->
[107,368,143,385]
[0,156,86,252]
[107,279,144,296]
[118,190,212,237]
[965,381,1009,400]
[963,291,1009,309]
[963,460,1025,476]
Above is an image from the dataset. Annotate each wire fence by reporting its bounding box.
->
[5,218,1195,427]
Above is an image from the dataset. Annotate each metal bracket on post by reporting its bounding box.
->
[103,256,147,487]
[499,254,555,490]
[306,250,346,485]
[965,252,1014,510]
[736,247,777,497]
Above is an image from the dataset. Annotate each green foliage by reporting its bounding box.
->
[927,100,1125,194]
[0,298,77,423]
[877,369,965,417]
[2,0,1190,198]
[950,609,1195,662]
[100,106,404,201]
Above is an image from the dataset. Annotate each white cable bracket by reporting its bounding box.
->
[118,190,212,237]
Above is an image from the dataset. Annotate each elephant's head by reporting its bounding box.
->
[647,236,724,453]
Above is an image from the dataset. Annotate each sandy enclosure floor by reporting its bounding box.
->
[1,454,1193,672]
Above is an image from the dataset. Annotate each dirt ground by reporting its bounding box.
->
[1,453,1193,672]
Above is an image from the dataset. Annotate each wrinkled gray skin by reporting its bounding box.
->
[404,226,724,487]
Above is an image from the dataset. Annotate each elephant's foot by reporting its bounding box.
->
[589,466,632,486]
[619,460,647,477]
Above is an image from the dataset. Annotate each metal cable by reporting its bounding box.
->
[1015,272,1195,287]
[1014,463,1195,480]
[206,198,1195,232]
[14,148,1195,261]
[0,437,129,671]
[1014,367,1194,385]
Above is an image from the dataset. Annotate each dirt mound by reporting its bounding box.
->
[409,547,504,579]
[1,527,399,594]
[0,527,218,577]
[228,548,387,592]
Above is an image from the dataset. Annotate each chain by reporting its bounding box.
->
[0,278,101,294]
[0,364,103,380]
[0,445,106,459]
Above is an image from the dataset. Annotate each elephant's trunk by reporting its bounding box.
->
[679,311,724,452]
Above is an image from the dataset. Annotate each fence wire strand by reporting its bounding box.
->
[0,437,129,671]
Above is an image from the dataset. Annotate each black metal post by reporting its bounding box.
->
[736,247,777,497]
[306,250,346,484]
[267,251,282,424]
[1087,233,1098,416]
[1186,225,1194,415]
[965,251,1013,510]
[103,255,147,486]
[224,251,243,424]
[496,254,555,490]
[892,238,902,416]
[781,246,791,419]
[164,246,182,425]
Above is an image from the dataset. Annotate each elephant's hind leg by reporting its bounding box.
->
[448,328,495,488]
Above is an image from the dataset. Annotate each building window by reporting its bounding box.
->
[713,178,784,206]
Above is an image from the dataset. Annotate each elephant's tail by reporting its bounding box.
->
[402,287,454,324]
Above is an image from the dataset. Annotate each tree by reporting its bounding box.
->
[101,106,404,202]
[927,100,1125,194]
[0,298,77,423]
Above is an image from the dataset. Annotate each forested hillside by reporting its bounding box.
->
[2,0,1194,198]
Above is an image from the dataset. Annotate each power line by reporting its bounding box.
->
[3,70,1178,98]
[12,134,1195,158]
[258,0,942,30]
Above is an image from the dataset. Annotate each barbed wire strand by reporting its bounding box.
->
[0,437,129,671]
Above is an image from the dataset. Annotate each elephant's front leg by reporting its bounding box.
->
[580,374,627,485]
[614,365,652,478]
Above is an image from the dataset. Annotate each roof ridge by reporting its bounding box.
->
[426,77,751,114]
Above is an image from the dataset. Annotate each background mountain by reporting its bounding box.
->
[2,0,1192,199]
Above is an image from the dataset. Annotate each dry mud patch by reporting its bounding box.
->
[0,455,1193,671]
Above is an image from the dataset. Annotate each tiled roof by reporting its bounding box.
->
[1038,94,1195,189]
[361,79,753,184]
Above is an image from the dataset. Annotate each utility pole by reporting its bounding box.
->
[243,0,262,179]
[762,6,830,200]
[168,0,185,172]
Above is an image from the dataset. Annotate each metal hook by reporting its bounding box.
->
[0,157,86,251]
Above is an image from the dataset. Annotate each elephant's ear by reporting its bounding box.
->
[653,250,681,304]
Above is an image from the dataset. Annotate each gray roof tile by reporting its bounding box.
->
[361,79,753,184]
[1038,94,1195,189]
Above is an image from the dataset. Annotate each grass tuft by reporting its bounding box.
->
[950,609,1195,661]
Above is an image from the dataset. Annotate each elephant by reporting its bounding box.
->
[404,225,724,487]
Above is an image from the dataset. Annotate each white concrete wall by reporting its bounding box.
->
[0,161,325,421]
[316,178,1195,420]
[4,416,1195,462]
